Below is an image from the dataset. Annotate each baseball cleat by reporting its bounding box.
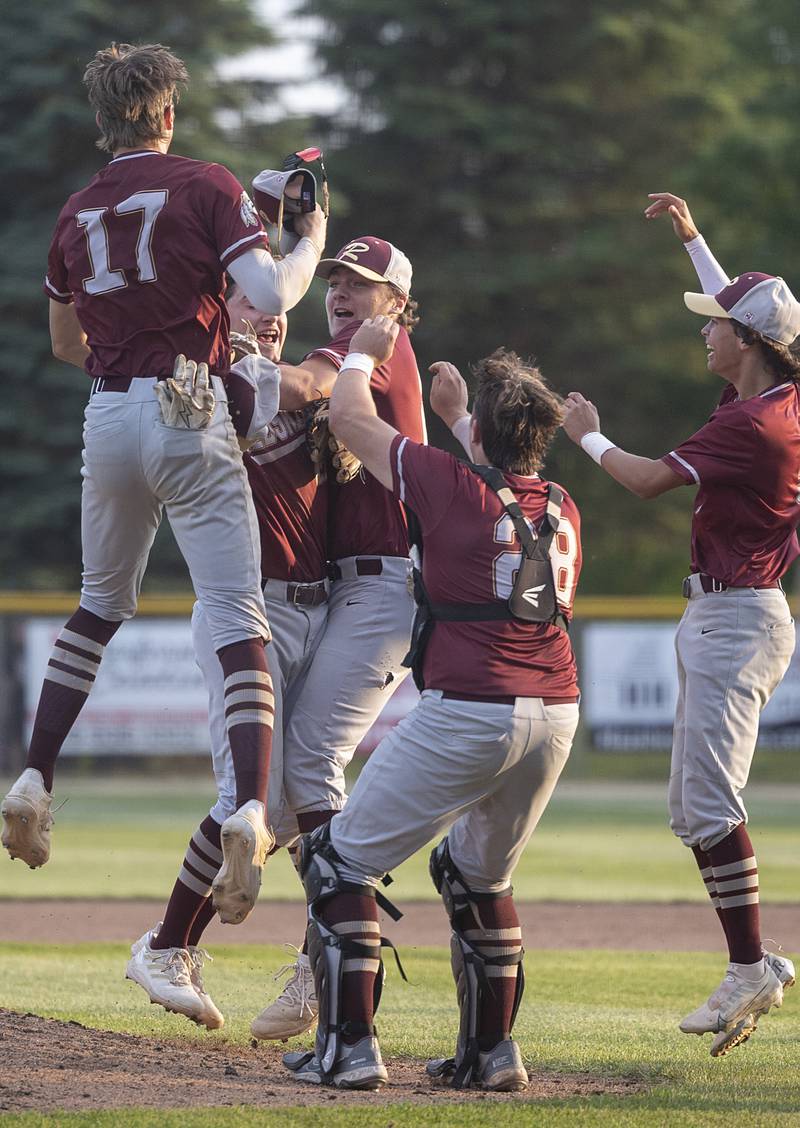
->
[283,1034,388,1090]
[1,769,54,868]
[680,964,783,1038]
[476,1039,529,1091]
[251,948,318,1040]
[126,926,216,1028]
[212,800,275,924]
[709,949,795,1057]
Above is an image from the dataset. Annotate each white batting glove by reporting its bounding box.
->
[155,355,216,429]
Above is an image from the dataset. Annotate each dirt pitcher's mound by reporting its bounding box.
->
[0,1009,644,1112]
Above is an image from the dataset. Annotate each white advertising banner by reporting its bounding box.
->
[24,619,210,756]
[583,622,800,749]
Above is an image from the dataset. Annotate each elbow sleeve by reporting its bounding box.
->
[227,240,322,314]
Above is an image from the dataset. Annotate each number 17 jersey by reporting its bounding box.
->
[390,435,582,698]
[44,150,269,379]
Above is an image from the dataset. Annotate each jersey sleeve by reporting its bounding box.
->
[198,164,269,270]
[304,321,392,392]
[390,435,466,534]
[662,409,756,486]
[43,216,73,304]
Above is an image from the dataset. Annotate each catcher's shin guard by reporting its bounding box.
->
[428,838,525,1089]
[297,825,403,1085]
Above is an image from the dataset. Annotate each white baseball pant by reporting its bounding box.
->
[192,587,327,844]
[282,555,415,815]
[669,580,795,851]
[80,378,269,648]
[330,691,579,890]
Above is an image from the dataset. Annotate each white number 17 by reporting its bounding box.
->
[76,190,168,295]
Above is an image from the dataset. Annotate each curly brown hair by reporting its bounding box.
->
[472,349,564,475]
[84,43,188,154]
[396,292,420,334]
[731,320,800,381]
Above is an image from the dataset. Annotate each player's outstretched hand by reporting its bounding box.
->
[350,315,399,367]
[155,354,216,429]
[563,392,601,444]
[293,204,326,253]
[429,361,469,428]
[644,192,700,243]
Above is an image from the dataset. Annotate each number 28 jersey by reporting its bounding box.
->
[390,435,581,698]
[44,150,269,379]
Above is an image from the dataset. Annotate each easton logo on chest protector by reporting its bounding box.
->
[403,464,567,691]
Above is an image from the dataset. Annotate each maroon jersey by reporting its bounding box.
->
[391,436,581,697]
[44,150,268,379]
[662,381,800,585]
[245,411,328,583]
[305,322,426,559]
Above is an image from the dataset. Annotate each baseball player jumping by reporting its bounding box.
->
[563,192,799,1056]
[282,318,581,1090]
[1,45,326,930]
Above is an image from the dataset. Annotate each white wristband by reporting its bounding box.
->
[580,431,617,465]
[451,414,472,457]
[341,352,375,377]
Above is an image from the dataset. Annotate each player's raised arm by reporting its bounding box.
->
[562,392,683,498]
[227,205,326,315]
[429,361,473,456]
[645,191,730,295]
[328,315,400,488]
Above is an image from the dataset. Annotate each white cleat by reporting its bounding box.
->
[126,926,212,1028]
[1,769,54,868]
[681,964,783,1057]
[711,949,796,1057]
[212,800,275,924]
[251,948,318,1040]
[188,945,225,1030]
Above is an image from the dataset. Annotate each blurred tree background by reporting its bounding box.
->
[3,0,800,594]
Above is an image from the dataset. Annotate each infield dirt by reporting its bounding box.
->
[0,1008,645,1112]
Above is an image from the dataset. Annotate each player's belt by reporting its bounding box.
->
[683,573,782,598]
[328,557,383,580]
[262,578,327,606]
[90,375,169,394]
[441,691,579,706]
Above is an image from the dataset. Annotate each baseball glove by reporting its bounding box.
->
[155,354,216,429]
[230,318,262,363]
[306,399,362,483]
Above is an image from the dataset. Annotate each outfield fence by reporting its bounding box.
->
[1,591,799,773]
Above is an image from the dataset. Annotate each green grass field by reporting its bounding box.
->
[1,776,798,902]
[1,775,798,1125]
[1,944,799,1126]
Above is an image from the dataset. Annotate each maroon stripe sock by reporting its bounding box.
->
[26,607,121,791]
[154,816,222,950]
[217,639,273,808]
[708,824,762,966]
[691,844,732,946]
[453,893,522,1052]
[319,891,381,1043]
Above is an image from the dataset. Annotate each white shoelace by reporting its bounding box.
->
[189,947,213,992]
[155,949,193,988]
[272,945,315,1016]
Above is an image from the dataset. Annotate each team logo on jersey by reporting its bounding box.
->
[240,191,260,228]
[520,584,547,607]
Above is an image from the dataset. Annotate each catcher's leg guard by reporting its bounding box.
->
[427,838,525,1089]
[291,824,402,1085]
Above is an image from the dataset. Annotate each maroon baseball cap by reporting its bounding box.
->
[316,236,412,296]
[684,273,800,345]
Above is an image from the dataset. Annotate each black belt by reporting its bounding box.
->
[91,375,170,394]
[328,557,383,581]
[441,691,578,706]
[683,573,782,597]
[263,579,327,606]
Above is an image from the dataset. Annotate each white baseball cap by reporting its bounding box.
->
[316,236,412,296]
[684,273,800,345]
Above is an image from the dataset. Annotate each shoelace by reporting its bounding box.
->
[272,946,315,1016]
[189,948,213,991]
[156,949,193,988]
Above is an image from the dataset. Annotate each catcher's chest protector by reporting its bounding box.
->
[403,464,566,691]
